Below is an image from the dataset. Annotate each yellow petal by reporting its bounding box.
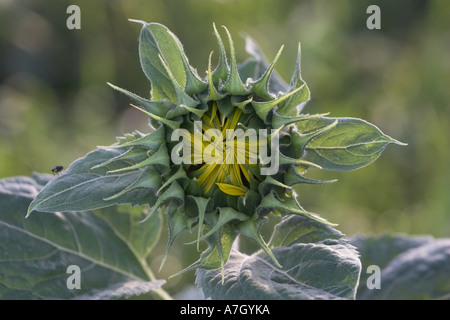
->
[216,183,246,196]
[198,164,218,188]
[230,164,243,186]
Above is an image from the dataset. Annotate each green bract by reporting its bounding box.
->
[27,21,404,277]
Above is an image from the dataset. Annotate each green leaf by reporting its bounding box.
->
[27,147,162,215]
[185,196,211,251]
[239,34,288,95]
[129,104,183,130]
[206,51,226,101]
[300,117,406,171]
[101,126,165,152]
[211,23,229,86]
[198,207,248,242]
[269,214,344,249]
[74,280,166,300]
[107,82,174,118]
[159,205,189,271]
[172,223,238,279]
[251,84,306,123]
[283,166,338,186]
[135,21,205,101]
[196,239,361,300]
[141,181,185,222]
[97,204,163,260]
[250,45,284,100]
[350,234,434,272]
[197,223,238,272]
[257,191,337,226]
[351,234,450,300]
[236,218,282,268]
[271,109,327,130]
[277,43,310,116]
[221,26,250,96]
[0,174,168,299]
[106,143,170,174]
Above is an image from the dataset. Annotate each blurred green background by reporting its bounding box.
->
[1,0,449,295]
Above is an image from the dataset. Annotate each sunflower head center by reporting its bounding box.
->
[188,102,258,196]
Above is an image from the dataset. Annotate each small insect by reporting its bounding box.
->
[51,165,64,175]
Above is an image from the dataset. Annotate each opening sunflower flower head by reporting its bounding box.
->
[186,103,255,196]
[28,21,405,279]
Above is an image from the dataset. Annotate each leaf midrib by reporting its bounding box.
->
[0,220,145,282]
[236,252,315,295]
[307,139,390,150]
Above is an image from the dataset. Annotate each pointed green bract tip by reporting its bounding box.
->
[391,138,408,146]
[25,208,32,218]
[128,19,146,26]
[221,25,250,95]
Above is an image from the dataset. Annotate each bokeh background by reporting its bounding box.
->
[1,0,449,295]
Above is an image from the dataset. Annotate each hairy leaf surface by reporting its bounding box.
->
[0,174,165,299]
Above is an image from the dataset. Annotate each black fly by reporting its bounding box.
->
[51,165,64,175]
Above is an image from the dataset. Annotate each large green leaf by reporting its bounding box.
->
[197,214,361,300]
[0,174,167,299]
[351,234,434,273]
[196,240,361,300]
[351,234,450,300]
[74,280,166,300]
[299,117,406,171]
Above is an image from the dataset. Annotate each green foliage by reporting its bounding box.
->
[0,174,168,299]
[198,215,361,300]
[2,175,450,299]
[27,146,164,214]
[352,234,450,300]
[1,1,448,300]
[23,20,402,283]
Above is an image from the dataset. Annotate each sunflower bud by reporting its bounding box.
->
[28,21,405,277]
